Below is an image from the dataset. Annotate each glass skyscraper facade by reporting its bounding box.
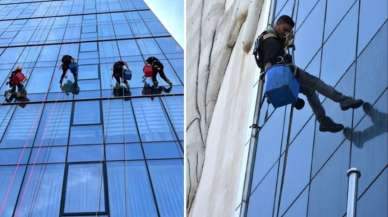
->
[246,0,387,217]
[0,1,183,217]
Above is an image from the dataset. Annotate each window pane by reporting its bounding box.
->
[161,96,183,140]
[0,148,30,165]
[308,143,349,217]
[148,160,183,217]
[0,104,43,148]
[321,3,358,86]
[65,163,105,213]
[313,65,354,175]
[354,22,387,124]
[78,64,99,79]
[30,147,66,164]
[143,142,182,159]
[357,170,387,217]
[103,100,140,143]
[358,0,387,54]
[282,188,308,217]
[247,163,278,217]
[132,98,176,142]
[106,143,143,160]
[250,108,285,190]
[107,161,158,217]
[14,164,64,217]
[68,145,104,162]
[70,125,103,145]
[34,103,71,147]
[294,0,325,69]
[350,92,387,194]
[0,165,26,217]
[279,120,314,215]
[73,101,101,125]
[324,0,357,39]
[26,67,54,93]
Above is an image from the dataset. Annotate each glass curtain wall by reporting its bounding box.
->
[0,1,184,217]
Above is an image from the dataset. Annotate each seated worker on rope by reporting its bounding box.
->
[112,60,131,96]
[255,15,363,133]
[144,56,173,88]
[60,55,79,94]
[4,67,27,102]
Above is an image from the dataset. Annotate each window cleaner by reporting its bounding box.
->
[143,56,173,88]
[112,60,131,96]
[253,15,363,133]
[4,67,29,104]
[60,55,79,95]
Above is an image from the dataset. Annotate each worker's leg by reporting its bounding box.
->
[300,87,326,122]
[152,72,158,87]
[298,68,363,110]
[299,77,344,132]
[158,68,171,84]
[298,69,347,102]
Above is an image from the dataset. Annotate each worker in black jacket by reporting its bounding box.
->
[258,15,363,133]
[145,56,173,88]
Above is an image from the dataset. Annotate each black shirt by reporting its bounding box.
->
[261,33,286,67]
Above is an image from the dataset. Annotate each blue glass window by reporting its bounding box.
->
[80,42,97,52]
[78,79,101,91]
[70,125,103,145]
[321,3,358,86]
[357,171,387,217]
[161,96,183,140]
[308,143,349,217]
[117,40,142,61]
[14,164,64,217]
[279,119,314,215]
[107,161,158,217]
[148,160,183,217]
[250,108,285,190]
[354,22,387,124]
[137,38,162,56]
[0,165,26,217]
[68,145,104,162]
[324,0,357,39]
[0,148,30,165]
[105,143,144,160]
[143,141,182,159]
[30,147,66,164]
[358,0,387,54]
[0,105,43,148]
[64,163,105,213]
[26,67,54,94]
[132,98,176,142]
[294,0,325,69]
[78,64,99,80]
[73,101,101,125]
[102,100,140,143]
[247,163,278,217]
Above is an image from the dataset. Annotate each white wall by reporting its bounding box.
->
[186,0,272,216]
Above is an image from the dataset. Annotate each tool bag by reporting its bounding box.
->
[143,63,154,77]
[264,64,299,108]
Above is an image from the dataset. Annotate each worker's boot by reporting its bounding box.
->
[319,116,344,133]
[340,98,363,111]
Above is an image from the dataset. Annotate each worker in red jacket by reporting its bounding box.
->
[5,67,27,102]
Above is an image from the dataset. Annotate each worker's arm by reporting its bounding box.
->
[261,37,285,67]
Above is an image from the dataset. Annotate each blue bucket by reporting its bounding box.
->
[264,65,299,108]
